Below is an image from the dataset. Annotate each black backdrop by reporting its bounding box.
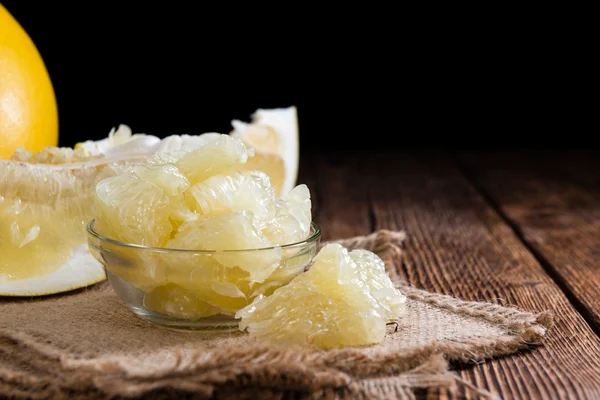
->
[2,2,589,151]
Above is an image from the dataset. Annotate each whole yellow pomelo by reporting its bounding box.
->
[0,4,58,159]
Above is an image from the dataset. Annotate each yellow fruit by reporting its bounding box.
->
[0,5,58,159]
[0,159,115,295]
[0,164,98,280]
[131,162,197,227]
[185,170,275,225]
[161,245,317,316]
[163,245,317,314]
[75,124,161,156]
[262,184,312,245]
[93,172,181,291]
[0,123,176,296]
[349,249,406,320]
[0,121,180,296]
[248,245,315,298]
[165,255,251,315]
[236,244,406,348]
[90,124,316,319]
[94,174,172,247]
[151,133,223,157]
[231,106,299,196]
[176,135,250,185]
[165,211,281,282]
[144,284,220,320]
[132,163,189,196]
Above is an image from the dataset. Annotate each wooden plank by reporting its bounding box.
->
[301,152,373,241]
[301,151,600,399]
[459,151,600,334]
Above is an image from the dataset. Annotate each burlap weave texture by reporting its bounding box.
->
[0,230,552,399]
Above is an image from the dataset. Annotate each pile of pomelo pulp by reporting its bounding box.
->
[1,107,406,348]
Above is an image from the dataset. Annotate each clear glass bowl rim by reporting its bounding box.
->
[87,219,321,253]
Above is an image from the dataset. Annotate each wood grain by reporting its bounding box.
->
[459,151,600,334]
[300,151,600,399]
[300,152,372,241]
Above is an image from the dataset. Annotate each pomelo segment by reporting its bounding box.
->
[247,245,315,299]
[185,171,275,226]
[144,284,220,320]
[349,249,406,320]
[75,124,160,157]
[161,251,252,315]
[129,162,196,228]
[236,244,406,348]
[132,163,190,196]
[95,174,172,247]
[165,211,281,283]
[262,184,311,245]
[93,172,174,291]
[175,135,250,185]
[231,106,298,196]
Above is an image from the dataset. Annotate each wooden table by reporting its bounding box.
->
[299,150,600,399]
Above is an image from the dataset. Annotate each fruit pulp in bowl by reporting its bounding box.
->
[87,219,321,331]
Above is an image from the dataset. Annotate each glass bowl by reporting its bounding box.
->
[87,219,321,331]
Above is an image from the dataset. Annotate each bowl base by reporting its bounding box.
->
[131,307,239,332]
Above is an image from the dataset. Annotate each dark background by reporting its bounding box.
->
[2,2,590,151]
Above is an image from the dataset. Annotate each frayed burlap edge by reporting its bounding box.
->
[0,230,552,399]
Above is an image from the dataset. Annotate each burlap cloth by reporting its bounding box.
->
[0,230,552,399]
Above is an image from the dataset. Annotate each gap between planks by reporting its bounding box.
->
[453,152,600,339]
